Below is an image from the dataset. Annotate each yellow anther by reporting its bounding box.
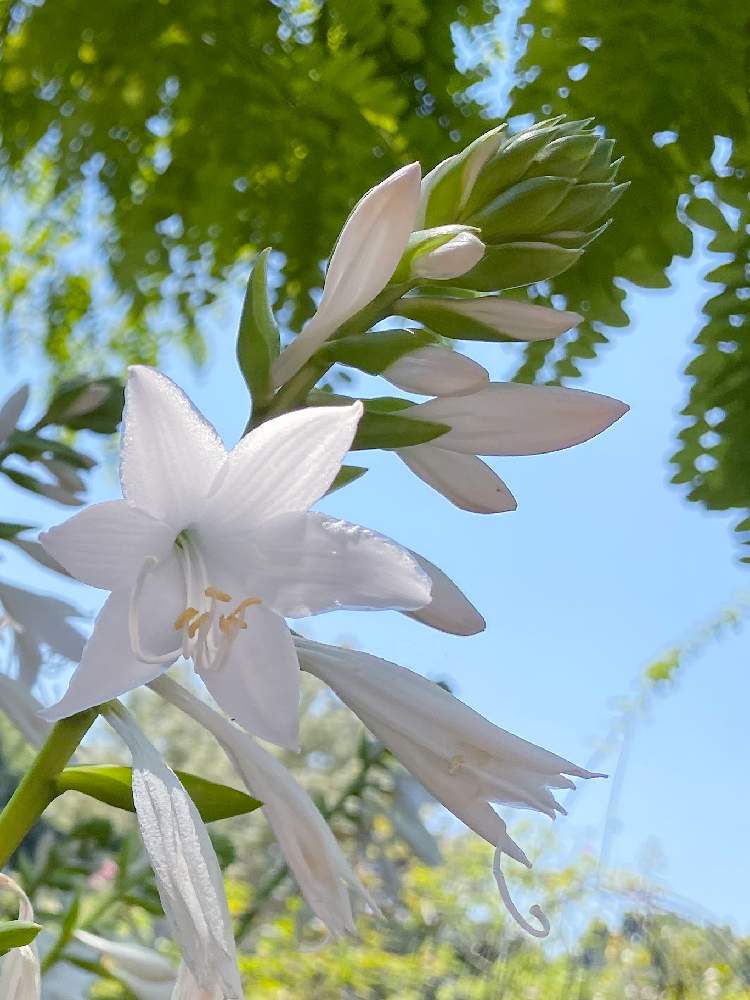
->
[188,612,210,639]
[448,754,464,775]
[219,614,248,636]
[205,586,232,603]
[232,597,262,616]
[174,607,200,631]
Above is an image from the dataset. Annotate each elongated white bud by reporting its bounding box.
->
[411,230,485,280]
[382,346,488,396]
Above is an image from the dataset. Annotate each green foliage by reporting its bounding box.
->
[0,919,41,956]
[236,248,280,411]
[500,1,750,553]
[0,0,494,373]
[55,764,261,822]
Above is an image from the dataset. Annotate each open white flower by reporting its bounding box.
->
[0,581,85,687]
[398,381,628,512]
[0,873,41,999]
[106,703,242,998]
[272,162,422,387]
[152,674,375,939]
[296,638,604,938]
[41,366,430,748]
[403,550,485,636]
[75,930,176,1000]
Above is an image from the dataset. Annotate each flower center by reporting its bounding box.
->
[128,533,261,673]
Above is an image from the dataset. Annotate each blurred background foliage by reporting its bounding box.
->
[1,0,749,554]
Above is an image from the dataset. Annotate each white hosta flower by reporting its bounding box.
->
[0,873,41,999]
[398,381,628,512]
[105,704,242,998]
[152,675,374,939]
[272,162,422,387]
[410,230,485,280]
[41,366,430,748]
[396,294,583,342]
[0,674,50,747]
[296,638,604,938]
[75,931,176,1000]
[0,384,29,449]
[0,581,85,687]
[382,346,489,397]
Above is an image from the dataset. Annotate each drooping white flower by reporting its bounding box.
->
[40,366,430,748]
[75,930,176,1000]
[0,872,41,999]
[396,294,583,343]
[296,638,604,938]
[151,674,375,940]
[410,229,485,280]
[0,384,29,450]
[272,162,422,387]
[398,381,628,512]
[0,581,85,687]
[105,703,242,998]
[382,346,489,397]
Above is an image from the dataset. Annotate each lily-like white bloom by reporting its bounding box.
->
[0,581,85,687]
[152,674,375,939]
[41,366,430,748]
[0,385,29,449]
[395,294,583,343]
[75,931,176,1000]
[105,703,243,998]
[410,230,485,281]
[0,674,50,747]
[272,163,422,387]
[296,638,604,938]
[0,872,41,999]
[398,381,628,512]
[382,346,489,397]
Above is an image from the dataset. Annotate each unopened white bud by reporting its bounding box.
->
[411,230,485,280]
[383,345,488,396]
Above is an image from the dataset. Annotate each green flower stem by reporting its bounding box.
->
[0,708,99,869]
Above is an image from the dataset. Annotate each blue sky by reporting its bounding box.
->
[1,231,748,935]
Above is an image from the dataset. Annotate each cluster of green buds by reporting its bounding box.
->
[414,116,627,291]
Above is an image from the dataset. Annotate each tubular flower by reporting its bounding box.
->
[75,931,176,1000]
[40,366,430,748]
[295,638,604,938]
[272,162,422,387]
[398,381,628,512]
[106,704,242,998]
[0,873,41,999]
[152,675,375,939]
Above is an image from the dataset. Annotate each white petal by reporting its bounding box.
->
[411,231,485,280]
[203,403,362,532]
[75,931,176,983]
[106,705,242,998]
[0,674,50,747]
[151,677,372,939]
[41,560,183,720]
[0,384,29,447]
[120,367,226,525]
[398,444,516,514]
[41,501,174,591]
[410,382,628,455]
[401,550,485,636]
[198,604,300,750]
[172,962,222,999]
[0,873,40,1000]
[0,582,85,665]
[272,163,422,386]
[249,511,431,617]
[382,346,489,397]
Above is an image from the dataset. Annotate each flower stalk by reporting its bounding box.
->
[0,707,99,868]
